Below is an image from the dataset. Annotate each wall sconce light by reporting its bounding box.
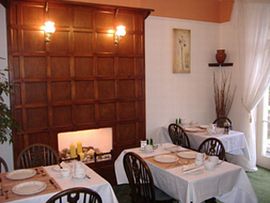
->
[114,25,126,46]
[43,20,56,42]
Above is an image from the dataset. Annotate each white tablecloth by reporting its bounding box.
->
[153,127,251,170]
[8,163,118,203]
[115,144,257,203]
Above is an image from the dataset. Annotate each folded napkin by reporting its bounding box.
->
[182,163,203,173]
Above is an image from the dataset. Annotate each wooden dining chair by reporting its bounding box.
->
[198,138,226,160]
[168,123,191,148]
[0,156,8,172]
[16,143,59,169]
[46,187,102,203]
[213,117,232,129]
[123,152,175,203]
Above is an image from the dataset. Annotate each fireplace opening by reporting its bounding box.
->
[57,128,113,163]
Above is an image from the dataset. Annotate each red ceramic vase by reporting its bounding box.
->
[216,49,227,64]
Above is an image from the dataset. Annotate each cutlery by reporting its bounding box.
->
[0,177,3,196]
[49,179,57,189]
[4,190,8,200]
[182,165,203,174]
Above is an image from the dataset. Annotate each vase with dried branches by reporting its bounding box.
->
[213,70,236,118]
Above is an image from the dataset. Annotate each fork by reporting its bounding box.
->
[0,177,3,196]
[4,190,8,199]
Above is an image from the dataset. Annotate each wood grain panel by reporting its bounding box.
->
[118,34,134,55]
[26,107,48,130]
[51,57,70,79]
[116,122,137,145]
[22,30,45,52]
[24,82,47,104]
[8,1,151,181]
[117,101,136,120]
[118,80,135,98]
[115,12,134,32]
[135,58,144,76]
[74,32,93,54]
[74,57,94,78]
[13,84,21,106]
[49,31,69,54]
[49,5,71,27]
[27,132,52,146]
[73,7,93,29]
[24,57,46,79]
[95,11,114,30]
[51,82,71,102]
[98,103,115,121]
[117,57,134,77]
[52,106,72,126]
[97,57,114,76]
[9,29,18,52]
[97,80,115,99]
[21,3,44,26]
[12,57,20,79]
[96,33,115,53]
[73,104,95,124]
[75,81,95,100]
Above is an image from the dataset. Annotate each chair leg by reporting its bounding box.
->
[205,197,217,203]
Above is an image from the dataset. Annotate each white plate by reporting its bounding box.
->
[12,181,47,196]
[154,155,178,163]
[6,169,36,180]
[199,125,209,129]
[177,151,197,159]
[184,127,204,132]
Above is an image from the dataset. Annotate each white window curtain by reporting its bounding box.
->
[236,0,270,171]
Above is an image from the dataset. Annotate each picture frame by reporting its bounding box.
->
[173,28,191,73]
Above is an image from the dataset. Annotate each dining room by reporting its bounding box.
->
[0,0,270,203]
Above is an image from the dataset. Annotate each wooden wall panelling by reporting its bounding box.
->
[7,1,151,180]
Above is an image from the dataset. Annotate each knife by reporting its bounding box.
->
[49,179,57,189]
[0,177,3,196]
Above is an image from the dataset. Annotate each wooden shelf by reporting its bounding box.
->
[208,63,233,67]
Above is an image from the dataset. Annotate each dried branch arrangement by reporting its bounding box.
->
[213,70,236,118]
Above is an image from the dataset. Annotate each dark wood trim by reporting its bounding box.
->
[208,63,233,67]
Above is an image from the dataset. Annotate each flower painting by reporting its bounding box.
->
[173,29,191,73]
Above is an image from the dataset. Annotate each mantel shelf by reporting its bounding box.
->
[208,63,233,67]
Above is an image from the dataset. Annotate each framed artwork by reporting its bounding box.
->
[173,28,191,73]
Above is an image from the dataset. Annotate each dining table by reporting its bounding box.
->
[153,126,251,169]
[115,143,257,203]
[0,161,118,203]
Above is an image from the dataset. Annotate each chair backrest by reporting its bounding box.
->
[46,187,102,203]
[0,156,8,172]
[198,138,226,160]
[168,123,190,148]
[213,117,232,129]
[16,143,59,169]
[123,152,155,203]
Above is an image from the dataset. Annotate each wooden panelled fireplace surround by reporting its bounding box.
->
[6,0,152,184]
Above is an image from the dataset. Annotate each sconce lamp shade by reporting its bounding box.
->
[44,21,56,33]
[43,21,56,42]
[115,25,126,37]
[114,25,126,46]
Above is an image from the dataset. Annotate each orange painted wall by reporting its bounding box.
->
[66,0,234,23]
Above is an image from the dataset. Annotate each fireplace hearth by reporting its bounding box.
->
[58,128,113,164]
